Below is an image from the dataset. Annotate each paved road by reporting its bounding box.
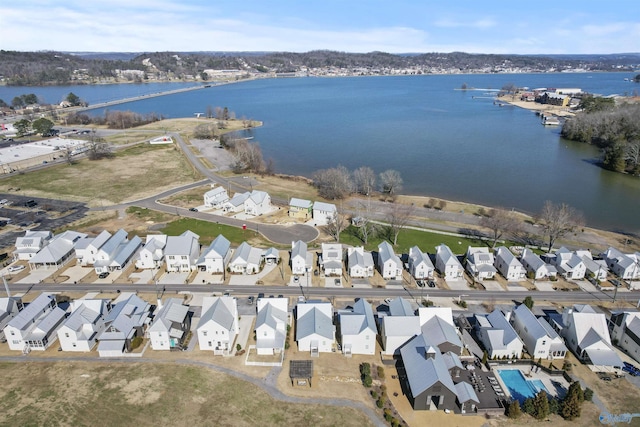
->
[0,355,386,427]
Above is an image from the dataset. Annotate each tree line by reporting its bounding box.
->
[312,166,403,201]
[561,99,640,174]
[63,110,163,129]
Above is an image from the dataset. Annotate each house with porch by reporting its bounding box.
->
[262,247,280,266]
[94,233,142,274]
[338,299,376,356]
[554,247,586,280]
[347,246,374,278]
[0,297,22,341]
[312,201,337,226]
[288,198,313,220]
[520,248,557,280]
[28,230,87,270]
[494,246,526,281]
[148,298,191,351]
[58,299,110,352]
[165,231,200,272]
[196,234,231,274]
[320,243,343,277]
[408,246,435,280]
[228,241,263,274]
[97,293,151,357]
[464,247,497,280]
[510,304,567,360]
[13,230,53,260]
[602,247,640,280]
[255,297,288,356]
[578,251,608,282]
[296,300,335,355]
[76,230,114,266]
[291,240,313,276]
[136,234,167,270]
[435,244,464,281]
[222,192,250,213]
[475,309,523,359]
[377,241,402,280]
[203,186,229,208]
[244,190,272,216]
[4,293,60,351]
[197,296,238,355]
[609,311,640,363]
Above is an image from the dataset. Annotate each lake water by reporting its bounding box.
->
[2,73,639,233]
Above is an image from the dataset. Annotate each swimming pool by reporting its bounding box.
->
[497,369,548,403]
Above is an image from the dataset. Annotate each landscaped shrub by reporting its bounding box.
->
[363,374,372,388]
[376,398,384,408]
[130,336,143,350]
[377,366,385,379]
[360,362,371,376]
[584,388,593,402]
[383,409,393,422]
[371,391,378,399]
[236,343,242,351]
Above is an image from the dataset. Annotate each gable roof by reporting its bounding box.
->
[388,297,414,317]
[485,309,521,348]
[378,241,401,266]
[296,303,333,341]
[313,201,336,213]
[399,334,458,397]
[199,296,236,331]
[149,298,189,335]
[8,293,55,330]
[409,246,434,269]
[421,315,462,350]
[291,240,307,260]
[340,299,376,336]
[289,198,312,208]
[348,247,373,269]
[165,231,200,256]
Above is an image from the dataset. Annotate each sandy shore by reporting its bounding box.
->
[496,95,575,117]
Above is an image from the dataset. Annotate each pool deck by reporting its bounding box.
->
[458,368,505,415]
[493,365,570,401]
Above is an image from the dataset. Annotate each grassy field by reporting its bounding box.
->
[161,217,272,247]
[0,362,373,427]
[1,144,199,206]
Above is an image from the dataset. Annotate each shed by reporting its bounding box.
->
[289,360,313,387]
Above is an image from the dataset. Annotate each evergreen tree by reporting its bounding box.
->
[548,396,560,414]
[561,381,584,420]
[523,296,534,310]
[533,391,549,419]
[506,400,522,419]
[522,397,535,416]
[584,387,593,402]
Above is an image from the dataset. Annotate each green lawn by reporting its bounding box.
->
[161,217,271,246]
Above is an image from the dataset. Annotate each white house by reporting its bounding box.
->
[510,304,567,359]
[339,299,377,356]
[380,297,421,356]
[196,234,231,273]
[135,234,167,270]
[602,247,640,280]
[4,293,64,352]
[554,247,587,280]
[13,230,53,260]
[0,297,23,341]
[262,247,280,265]
[494,246,526,281]
[28,230,87,270]
[435,244,464,281]
[255,297,288,355]
[148,298,191,351]
[377,241,402,280]
[97,293,151,357]
[76,230,113,266]
[222,192,250,213]
[408,246,434,280]
[312,201,337,226]
[244,190,272,216]
[197,296,238,355]
[521,248,557,280]
[291,240,312,276]
[320,243,343,276]
[94,232,142,274]
[203,186,229,208]
[465,247,497,280]
[58,299,110,352]
[347,246,375,278]
[228,241,263,274]
[560,304,622,371]
[296,301,335,355]
[165,231,200,272]
[609,311,640,363]
[578,252,608,282]
[475,309,523,359]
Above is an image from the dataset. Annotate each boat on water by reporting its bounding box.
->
[541,114,560,126]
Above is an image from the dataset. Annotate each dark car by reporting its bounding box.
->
[98,272,109,279]
[189,207,198,212]
[24,200,37,208]
[428,280,436,288]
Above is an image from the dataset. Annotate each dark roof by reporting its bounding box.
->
[289,360,313,379]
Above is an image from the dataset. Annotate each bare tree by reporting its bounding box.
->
[379,169,403,200]
[625,140,640,174]
[64,146,75,165]
[537,201,585,252]
[205,105,214,119]
[479,208,520,248]
[385,203,414,245]
[355,199,377,245]
[313,166,352,199]
[324,205,348,242]
[86,130,112,160]
[353,166,376,195]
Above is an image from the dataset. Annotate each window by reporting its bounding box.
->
[65,333,69,338]
[202,331,207,336]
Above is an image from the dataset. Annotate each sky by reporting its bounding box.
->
[1,0,638,54]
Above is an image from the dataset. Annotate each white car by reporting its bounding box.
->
[7,265,25,272]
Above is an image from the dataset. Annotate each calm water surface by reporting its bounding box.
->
[2,73,639,233]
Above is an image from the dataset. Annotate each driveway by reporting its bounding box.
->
[446,280,470,291]
[16,269,53,284]
[158,272,189,285]
[191,271,223,285]
[534,281,556,292]
[59,265,92,284]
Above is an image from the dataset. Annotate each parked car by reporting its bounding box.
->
[610,279,622,288]
[334,278,341,286]
[293,276,299,284]
[247,296,254,305]
[428,280,436,288]
[189,207,198,212]
[98,272,109,279]
[258,292,265,299]
[416,280,425,287]
[7,265,25,273]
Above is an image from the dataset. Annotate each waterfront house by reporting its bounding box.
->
[609,311,640,363]
[222,192,250,213]
[197,296,238,355]
[135,234,168,270]
[578,251,608,282]
[228,241,263,274]
[408,246,434,280]
[464,246,497,280]
[290,240,312,276]
[97,293,151,357]
[296,300,335,355]
[554,247,586,280]
[58,299,110,352]
[377,241,402,280]
[4,293,61,352]
[165,230,200,273]
[203,186,229,208]
[475,309,523,359]
[347,246,374,278]
[520,248,557,280]
[255,297,288,356]
[320,243,343,277]
[288,198,313,220]
[494,246,526,281]
[435,244,464,281]
[312,201,337,226]
[602,247,640,280]
[0,297,22,341]
[196,234,231,274]
[244,190,272,216]
[28,230,87,270]
[148,298,191,351]
[338,299,377,356]
[510,304,567,360]
[13,230,53,261]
